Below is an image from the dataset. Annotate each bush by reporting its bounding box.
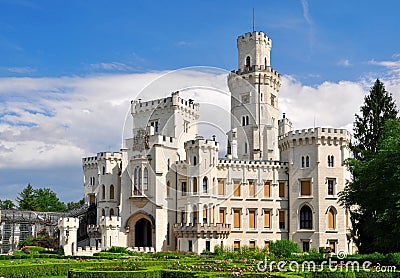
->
[269,240,301,259]
[107,246,129,253]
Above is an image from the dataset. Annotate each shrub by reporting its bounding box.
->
[107,246,129,254]
[269,240,301,259]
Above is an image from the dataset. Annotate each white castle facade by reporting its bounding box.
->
[59,30,354,256]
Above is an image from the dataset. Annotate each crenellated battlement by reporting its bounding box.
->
[131,91,199,116]
[278,127,351,145]
[230,65,281,78]
[82,152,122,167]
[99,215,121,228]
[217,159,288,168]
[58,217,79,228]
[184,136,219,150]
[237,31,272,44]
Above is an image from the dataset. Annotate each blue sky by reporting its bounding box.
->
[1,0,400,203]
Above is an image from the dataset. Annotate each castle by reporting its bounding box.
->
[58,30,354,256]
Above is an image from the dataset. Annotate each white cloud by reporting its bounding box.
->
[337,59,352,67]
[4,66,36,73]
[300,0,313,25]
[368,59,400,68]
[89,62,133,71]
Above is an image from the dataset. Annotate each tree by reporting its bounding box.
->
[16,184,67,212]
[351,79,398,160]
[340,119,400,253]
[67,197,85,211]
[17,183,37,210]
[0,199,16,210]
[34,188,67,212]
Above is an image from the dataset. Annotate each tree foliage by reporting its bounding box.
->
[16,183,37,210]
[351,79,398,160]
[0,199,16,209]
[340,79,399,253]
[67,197,85,211]
[340,119,400,253]
[16,184,67,212]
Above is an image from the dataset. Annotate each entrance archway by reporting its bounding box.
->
[135,218,152,247]
[126,211,155,248]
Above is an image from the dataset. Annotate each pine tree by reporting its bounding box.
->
[351,79,398,159]
[17,183,37,210]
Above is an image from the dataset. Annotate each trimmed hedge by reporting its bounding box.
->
[0,261,123,278]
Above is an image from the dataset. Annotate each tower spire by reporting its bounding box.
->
[252,8,255,32]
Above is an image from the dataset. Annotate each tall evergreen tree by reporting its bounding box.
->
[351,79,398,159]
[340,79,399,253]
[17,183,37,210]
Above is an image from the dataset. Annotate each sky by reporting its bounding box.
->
[0,0,400,203]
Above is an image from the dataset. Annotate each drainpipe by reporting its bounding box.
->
[285,167,290,240]
[175,152,180,250]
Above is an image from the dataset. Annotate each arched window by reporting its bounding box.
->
[102,166,105,175]
[246,56,251,67]
[134,167,138,193]
[110,208,114,218]
[264,57,267,67]
[102,209,105,217]
[203,177,208,194]
[193,178,198,194]
[193,156,197,166]
[306,156,310,167]
[301,156,305,168]
[192,205,198,223]
[110,184,114,200]
[246,116,249,125]
[203,205,208,224]
[143,167,148,191]
[167,159,170,170]
[102,185,105,200]
[245,142,248,154]
[138,167,142,192]
[167,181,170,196]
[300,205,312,229]
[328,207,336,230]
[328,155,334,167]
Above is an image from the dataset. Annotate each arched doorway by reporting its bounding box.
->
[126,211,155,248]
[135,218,152,247]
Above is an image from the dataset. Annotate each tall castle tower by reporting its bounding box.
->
[227,31,282,161]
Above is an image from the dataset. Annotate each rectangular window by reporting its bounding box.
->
[279,182,285,198]
[329,241,336,253]
[249,240,256,248]
[249,210,256,229]
[264,241,270,250]
[183,121,189,133]
[271,94,276,106]
[150,120,159,133]
[301,180,311,196]
[346,210,349,228]
[233,209,241,228]
[249,181,255,197]
[279,210,285,229]
[188,240,193,252]
[264,210,271,228]
[219,209,225,224]
[264,182,271,197]
[181,182,187,196]
[233,181,241,197]
[234,241,240,249]
[218,179,225,195]
[205,241,211,251]
[327,179,335,195]
[303,241,310,252]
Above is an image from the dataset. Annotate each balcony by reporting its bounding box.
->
[173,223,231,239]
